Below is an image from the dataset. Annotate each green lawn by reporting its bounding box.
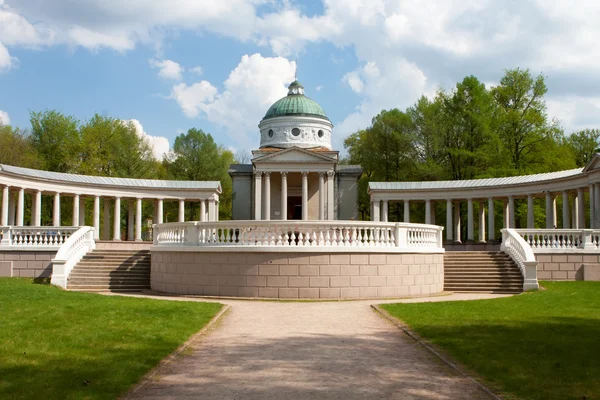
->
[382,281,600,400]
[0,278,222,400]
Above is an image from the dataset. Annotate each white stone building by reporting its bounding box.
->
[229,81,362,221]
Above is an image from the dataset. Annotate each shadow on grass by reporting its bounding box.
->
[391,316,600,400]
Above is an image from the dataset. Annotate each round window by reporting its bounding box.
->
[318,129,324,138]
[291,128,301,137]
[268,129,274,138]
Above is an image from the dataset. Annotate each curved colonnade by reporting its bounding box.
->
[369,155,600,243]
[0,164,222,241]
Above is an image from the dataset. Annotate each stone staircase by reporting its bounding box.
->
[67,249,151,292]
[444,251,523,293]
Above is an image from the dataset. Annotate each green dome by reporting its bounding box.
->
[262,81,329,121]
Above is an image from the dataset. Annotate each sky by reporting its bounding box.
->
[1,0,600,160]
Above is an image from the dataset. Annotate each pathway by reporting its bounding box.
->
[122,293,508,399]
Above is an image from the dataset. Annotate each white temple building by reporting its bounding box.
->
[229,81,362,221]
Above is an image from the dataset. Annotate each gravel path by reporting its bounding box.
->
[124,293,507,400]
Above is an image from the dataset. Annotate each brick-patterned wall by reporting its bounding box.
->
[151,251,444,299]
[535,253,600,280]
[0,251,56,278]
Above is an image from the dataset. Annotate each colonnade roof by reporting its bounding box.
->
[369,168,583,191]
[0,164,221,191]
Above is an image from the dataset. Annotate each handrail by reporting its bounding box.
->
[501,228,539,291]
[0,226,79,248]
[50,226,96,289]
[153,221,444,252]
[515,229,600,251]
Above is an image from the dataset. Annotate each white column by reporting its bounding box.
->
[327,171,334,220]
[113,197,121,241]
[135,198,142,241]
[577,188,585,228]
[572,195,578,229]
[478,201,486,242]
[254,172,262,220]
[263,172,271,221]
[8,192,16,225]
[72,194,80,227]
[553,196,557,229]
[281,172,288,221]
[199,199,205,222]
[425,199,432,224]
[382,200,389,222]
[79,197,86,226]
[372,200,380,222]
[454,201,461,243]
[527,194,535,229]
[301,171,308,221]
[53,193,61,226]
[208,198,216,221]
[178,199,185,222]
[508,196,515,228]
[595,184,600,228]
[33,190,42,226]
[502,200,509,228]
[103,198,110,240]
[430,201,436,225]
[156,199,164,224]
[589,185,595,229]
[127,201,135,241]
[446,199,453,242]
[16,188,24,226]
[1,185,9,225]
[467,198,474,242]
[216,201,219,221]
[93,196,100,240]
[488,198,495,241]
[562,191,570,229]
[318,172,325,220]
[546,191,553,229]
[403,200,410,223]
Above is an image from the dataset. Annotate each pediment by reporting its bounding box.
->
[252,147,337,164]
[583,153,600,172]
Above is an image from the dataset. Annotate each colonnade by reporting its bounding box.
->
[253,170,335,221]
[372,185,600,243]
[1,185,219,241]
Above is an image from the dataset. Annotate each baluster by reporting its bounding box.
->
[289,231,296,246]
[356,227,363,246]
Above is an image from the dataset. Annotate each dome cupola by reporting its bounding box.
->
[258,80,333,149]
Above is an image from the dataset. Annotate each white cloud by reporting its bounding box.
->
[546,95,600,135]
[316,85,323,91]
[124,119,171,160]
[190,66,203,75]
[150,59,184,80]
[170,81,218,118]
[170,53,295,149]
[0,42,17,72]
[0,109,10,125]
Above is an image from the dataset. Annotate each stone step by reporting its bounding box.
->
[69,279,150,285]
[70,272,150,278]
[67,284,150,291]
[444,287,523,293]
[77,261,151,267]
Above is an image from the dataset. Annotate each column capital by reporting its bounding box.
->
[301,171,309,177]
[254,170,263,177]
[327,171,335,178]
[264,171,271,177]
[208,198,215,203]
[281,171,288,177]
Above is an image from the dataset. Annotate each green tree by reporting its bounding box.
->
[165,128,234,219]
[491,68,555,172]
[29,110,80,172]
[568,128,600,166]
[0,124,40,168]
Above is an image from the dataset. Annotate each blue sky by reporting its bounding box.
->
[1,0,600,159]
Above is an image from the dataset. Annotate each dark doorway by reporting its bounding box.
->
[288,196,302,220]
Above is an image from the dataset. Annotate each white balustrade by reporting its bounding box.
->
[51,226,96,288]
[0,226,79,249]
[153,221,444,252]
[501,229,539,291]
[515,229,600,252]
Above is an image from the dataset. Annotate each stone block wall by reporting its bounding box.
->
[0,251,56,278]
[151,251,444,299]
[535,253,600,280]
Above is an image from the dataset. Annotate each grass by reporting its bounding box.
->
[382,281,600,400]
[0,278,222,400]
